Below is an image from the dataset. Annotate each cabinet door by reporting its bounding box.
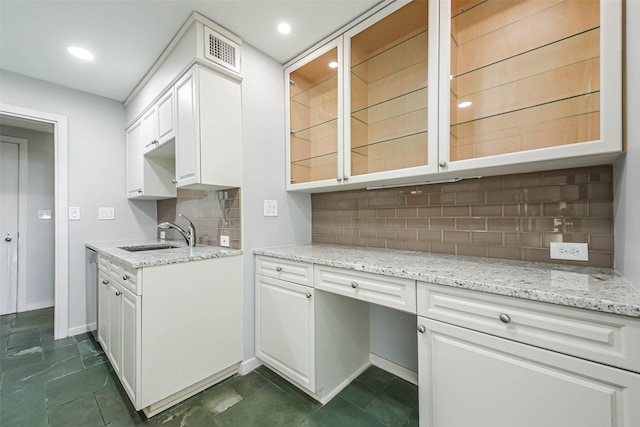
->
[439,0,622,174]
[156,89,175,145]
[255,275,315,391]
[417,317,640,427]
[286,38,343,190]
[107,283,122,375]
[344,0,438,184]
[174,68,200,187]
[126,121,143,198]
[120,287,139,404]
[141,107,158,153]
[97,273,111,351]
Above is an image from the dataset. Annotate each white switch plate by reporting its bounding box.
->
[37,209,52,219]
[98,207,115,220]
[264,200,278,217]
[69,207,80,220]
[220,235,230,247]
[550,242,589,261]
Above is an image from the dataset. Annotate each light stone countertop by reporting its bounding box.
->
[86,239,242,269]
[254,244,640,318]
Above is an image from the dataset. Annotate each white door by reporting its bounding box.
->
[0,141,19,315]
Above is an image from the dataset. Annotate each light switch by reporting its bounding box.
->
[264,200,278,217]
[69,207,80,220]
[99,207,115,220]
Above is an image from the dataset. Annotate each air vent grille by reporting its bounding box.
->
[209,34,236,67]
[203,26,241,75]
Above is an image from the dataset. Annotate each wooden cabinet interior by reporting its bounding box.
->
[289,48,339,185]
[449,0,601,161]
[349,0,429,176]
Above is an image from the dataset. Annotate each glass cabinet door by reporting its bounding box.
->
[287,42,341,187]
[446,0,602,164]
[345,0,432,180]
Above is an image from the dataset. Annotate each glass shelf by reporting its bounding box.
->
[291,152,338,184]
[351,131,428,176]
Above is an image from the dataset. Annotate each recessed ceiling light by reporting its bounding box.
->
[277,23,291,34]
[67,46,94,61]
[458,101,472,108]
[328,61,338,69]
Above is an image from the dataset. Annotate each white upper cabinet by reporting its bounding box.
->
[285,0,623,192]
[174,64,242,190]
[142,89,175,154]
[438,0,622,176]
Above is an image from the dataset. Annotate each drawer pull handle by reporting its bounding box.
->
[306,293,312,299]
[115,291,122,296]
[351,282,358,289]
[417,325,426,334]
[499,313,511,324]
[122,274,129,280]
[276,266,282,272]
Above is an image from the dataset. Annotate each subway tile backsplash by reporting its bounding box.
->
[311,166,614,268]
[157,188,241,249]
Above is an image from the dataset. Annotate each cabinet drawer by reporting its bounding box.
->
[99,255,138,294]
[255,256,313,287]
[315,265,416,313]
[417,282,640,372]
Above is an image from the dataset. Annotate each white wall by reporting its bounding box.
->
[0,125,55,309]
[613,0,640,290]
[240,44,312,361]
[0,70,157,333]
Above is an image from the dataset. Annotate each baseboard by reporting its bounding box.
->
[67,322,96,337]
[18,300,54,313]
[238,357,262,375]
[370,353,418,385]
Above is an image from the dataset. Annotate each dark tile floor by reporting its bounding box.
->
[1,308,419,426]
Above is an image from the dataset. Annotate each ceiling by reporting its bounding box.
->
[0,0,381,102]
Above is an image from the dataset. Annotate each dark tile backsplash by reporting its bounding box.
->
[157,188,241,249]
[311,166,614,267]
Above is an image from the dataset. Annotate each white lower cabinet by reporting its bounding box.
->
[255,256,370,403]
[417,283,640,427]
[97,254,242,417]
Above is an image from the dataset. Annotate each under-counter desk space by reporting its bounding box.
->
[254,243,640,427]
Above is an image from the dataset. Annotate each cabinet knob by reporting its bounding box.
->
[137,189,142,194]
[351,281,358,289]
[171,179,178,184]
[499,313,511,324]
[343,176,349,182]
[276,266,282,272]
[417,325,426,334]
[439,161,447,168]
[122,274,129,281]
[153,140,159,145]
[115,291,122,296]
[102,280,109,285]
[306,293,312,299]
[337,177,342,182]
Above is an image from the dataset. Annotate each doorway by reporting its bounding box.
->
[0,137,27,315]
[0,104,69,339]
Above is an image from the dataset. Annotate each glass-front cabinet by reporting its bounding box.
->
[440,0,622,174]
[285,0,622,191]
[345,0,437,184]
[287,40,342,187]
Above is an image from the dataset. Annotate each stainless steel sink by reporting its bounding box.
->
[119,244,181,252]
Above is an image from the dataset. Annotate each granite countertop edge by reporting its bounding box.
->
[86,239,243,269]
[253,244,640,319]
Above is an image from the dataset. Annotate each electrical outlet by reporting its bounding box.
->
[220,235,230,247]
[264,200,278,217]
[159,231,166,240]
[550,242,589,261]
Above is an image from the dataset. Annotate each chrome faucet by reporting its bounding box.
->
[157,214,197,247]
